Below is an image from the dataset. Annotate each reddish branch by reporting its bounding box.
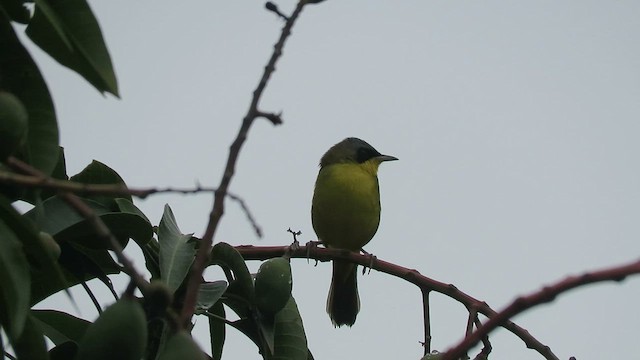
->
[234,244,559,360]
[440,258,640,360]
[178,1,308,327]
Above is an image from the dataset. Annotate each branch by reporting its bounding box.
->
[0,170,216,198]
[440,258,640,360]
[421,289,432,355]
[0,170,262,237]
[179,0,309,327]
[234,244,560,360]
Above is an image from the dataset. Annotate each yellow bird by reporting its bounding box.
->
[311,137,397,327]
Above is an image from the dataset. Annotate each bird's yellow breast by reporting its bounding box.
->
[311,161,382,251]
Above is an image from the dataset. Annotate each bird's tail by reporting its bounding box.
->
[327,260,360,327]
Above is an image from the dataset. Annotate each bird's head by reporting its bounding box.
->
[319,137,398,171]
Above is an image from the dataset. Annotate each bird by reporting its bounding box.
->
[311,137,397,327]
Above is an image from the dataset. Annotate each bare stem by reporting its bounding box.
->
[421,289,431,355]
[178,0,309,327]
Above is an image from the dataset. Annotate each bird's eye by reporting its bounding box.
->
[356,147,379,163]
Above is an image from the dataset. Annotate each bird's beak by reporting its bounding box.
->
[376,155,398,162]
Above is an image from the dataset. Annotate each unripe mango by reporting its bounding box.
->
[144,281,173,315]
[254,257,293,314]
[0,91,28,160]
[75,298,148,360]
[157,331,206,360]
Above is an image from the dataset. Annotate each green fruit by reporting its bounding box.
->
[38,231,61,260]
[144,281,174,315]
[0,91,28,160]
[421,351,442,360]
[157,331,206,360]
[75,298,148,360]
[254,257,292,314]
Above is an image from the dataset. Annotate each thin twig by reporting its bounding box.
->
[234,244,561,360]
[227,192,262,237]
[178,0,309,327]
[265,1,289,21]
[0,170,262,237]
[421,289,432,355]
[464,309,475,359]
[472,315,492,360]
[255,110,284,125]
[0,170,214,198]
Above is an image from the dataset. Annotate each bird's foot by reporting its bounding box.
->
[360,248,377,275]
[305,240,321,266]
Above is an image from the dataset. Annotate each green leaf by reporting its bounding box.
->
[70,161,132,206]
[272,297,309,360]
[0,217,30,339]
[10,145,69,204]
[158,204,196,292]
[23,195,149,303]
[25,196,152,249]
[31,242,121,305]
[115,198,151,223]
[141,237,161,280]
[0,193,67,305]
[25,196,111,244]
[210,242,254,318]
[11,314,48,360]
[0,0,31,24]
[38,146,69,201]
[31,309,91,345]
[0,11,60,176]
[196,281,228,314]
[208,301,226,360]
[25,0,119,96]
[258,314,276,356]
[49,341,78,360]
[229,318,262,352]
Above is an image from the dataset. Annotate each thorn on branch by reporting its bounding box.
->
[256,110,284,125]
[265,2,289,21]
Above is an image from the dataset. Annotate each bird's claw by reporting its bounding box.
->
[360,248,376,275]
[305,240,321,266]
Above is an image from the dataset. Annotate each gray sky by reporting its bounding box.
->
[25,1,640,359]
